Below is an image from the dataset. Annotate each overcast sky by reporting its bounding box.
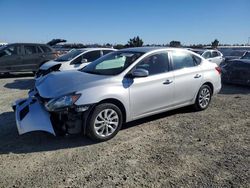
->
[1,0,250,45]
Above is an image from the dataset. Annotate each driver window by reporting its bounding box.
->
[71,56,82,64]
[0,46,18,57]
[135,53,169,76]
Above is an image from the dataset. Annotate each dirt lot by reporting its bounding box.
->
[0,74,249,188]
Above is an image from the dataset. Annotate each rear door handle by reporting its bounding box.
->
[163,79,173,85]
[194,74,202,78]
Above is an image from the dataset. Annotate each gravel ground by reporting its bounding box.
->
[0,74,249,188]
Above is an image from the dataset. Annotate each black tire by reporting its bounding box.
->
[193,85,212,111]
[87,103,123,141]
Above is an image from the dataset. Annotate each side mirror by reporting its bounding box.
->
[81,58,88,64]
[131,68,149,77]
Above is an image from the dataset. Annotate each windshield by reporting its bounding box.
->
[81,51,144,75]
[55,49,85,62]
[241,52,250,59]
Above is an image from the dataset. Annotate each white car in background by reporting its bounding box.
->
[35,48,116,79]
[0,42,8,47]
[190,49,224,66]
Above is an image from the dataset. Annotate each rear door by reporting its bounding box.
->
[22,45,40,71]
[170,50,203,105]
[0,45,22,72]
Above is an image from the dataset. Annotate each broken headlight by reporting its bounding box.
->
[45,94,81,111]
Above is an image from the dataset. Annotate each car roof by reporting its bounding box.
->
[119,47,187,53]
[229,59,250,63]
[74,48,116,51]
[188,48,205,52]
[7,43,49,46]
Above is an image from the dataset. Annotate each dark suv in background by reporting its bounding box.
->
[0,43,57,74]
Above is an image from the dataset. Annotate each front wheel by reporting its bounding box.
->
[87,103,123,141]
[193,85,212,111]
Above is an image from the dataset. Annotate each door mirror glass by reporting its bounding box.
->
[131,68,149,77]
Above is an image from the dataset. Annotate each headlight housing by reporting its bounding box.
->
[45,93,81,112]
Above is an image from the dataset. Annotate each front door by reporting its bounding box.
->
[129,52,175,119]
[21,45,40,71]
[0,45,22,72]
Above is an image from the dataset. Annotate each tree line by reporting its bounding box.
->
[49,37,248,50]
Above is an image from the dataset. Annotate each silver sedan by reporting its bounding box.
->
[14,47,221,141]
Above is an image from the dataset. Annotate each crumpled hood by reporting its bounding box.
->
[35,70,110,98]
[40,60,65,70]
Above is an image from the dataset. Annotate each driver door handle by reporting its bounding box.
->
[194,74,202,78]
[163,79,173,85]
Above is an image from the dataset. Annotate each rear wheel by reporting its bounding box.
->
[87,103,123,141]
[194,85,212,111]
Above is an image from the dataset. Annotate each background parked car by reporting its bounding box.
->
[189,49,224,66]
[0,43,56,74]
[35,48,116,78]
[220,49,246,61]
[0,43,8,47]
[241,51,250,60]
[221,59,250,86]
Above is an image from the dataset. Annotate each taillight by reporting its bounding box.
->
[215,67,222,74]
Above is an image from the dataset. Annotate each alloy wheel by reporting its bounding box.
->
[94,109,119,137]
[198,87,211,108]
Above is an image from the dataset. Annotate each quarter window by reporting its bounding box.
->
[212,51,219,57]
[40,46,52,53]
[172,51,197,70]
[37,46,43,53]
[135,53,169,75]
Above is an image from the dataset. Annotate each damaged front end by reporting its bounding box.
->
[13,89,92,136]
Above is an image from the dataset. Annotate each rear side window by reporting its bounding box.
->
[212,51,219,57]
[40,46,52,53]
[24,45,37,55]
[135,52,169,76]
[172,51,197,70]
[202,51,212,59]
[82,51,101,62]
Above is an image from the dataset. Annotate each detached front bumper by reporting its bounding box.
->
[13,96,56,136]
